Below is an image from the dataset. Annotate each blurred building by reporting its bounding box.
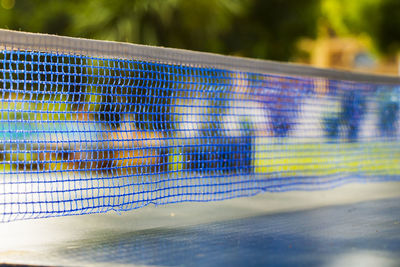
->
[298,37,399,76]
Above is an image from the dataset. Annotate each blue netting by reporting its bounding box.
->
[0,49,400,222]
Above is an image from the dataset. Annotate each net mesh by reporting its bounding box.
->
[1,32,400,222]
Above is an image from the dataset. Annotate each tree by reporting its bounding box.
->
[0,0,320,62]
[222,0,320,61]
[376,0,400,55]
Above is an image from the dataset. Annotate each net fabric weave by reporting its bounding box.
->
[1,33,400,222]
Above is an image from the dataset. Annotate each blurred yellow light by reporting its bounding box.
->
[1,0,15,10]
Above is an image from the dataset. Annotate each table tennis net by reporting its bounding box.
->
[1,30,400,222]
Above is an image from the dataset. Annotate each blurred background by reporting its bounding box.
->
[1,0,400,75]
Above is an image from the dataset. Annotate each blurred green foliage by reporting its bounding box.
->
[377,0,400,54]
[1,0,399,60]
[320,0,400,55]
[0,0,310,61]
[1,0,399,61]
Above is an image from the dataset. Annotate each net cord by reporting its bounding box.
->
[1,29,399,84]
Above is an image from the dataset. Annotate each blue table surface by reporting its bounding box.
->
[42,197,399,267]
